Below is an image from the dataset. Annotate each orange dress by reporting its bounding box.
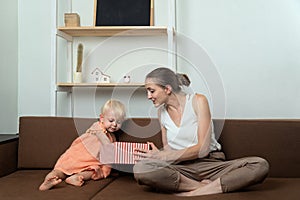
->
[54,122,113,180]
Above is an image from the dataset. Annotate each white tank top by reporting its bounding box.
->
[160,94,221,151]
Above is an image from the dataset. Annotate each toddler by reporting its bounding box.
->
[39,99,126,190]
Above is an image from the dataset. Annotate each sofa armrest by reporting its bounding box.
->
[0,135,18,177]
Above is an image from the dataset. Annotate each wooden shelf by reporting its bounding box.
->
[57,82,145,88]
[57,26,169,37]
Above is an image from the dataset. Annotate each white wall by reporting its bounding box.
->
[18,0,54,117]
[176,0,300,118]
[0,0,18,134]
[14,0,300,128]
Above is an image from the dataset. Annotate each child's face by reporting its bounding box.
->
[100,109,124,133]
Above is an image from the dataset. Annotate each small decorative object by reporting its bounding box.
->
[91,68,111,83]
[64,13,80,27]
[123,75,131,83]
[73,43,83,83]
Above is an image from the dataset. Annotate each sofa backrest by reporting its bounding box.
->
[18,117,96,169]
[18,117,162,169]
[216,119,300,178]
[18,117,299,178]
[118,118,163,148]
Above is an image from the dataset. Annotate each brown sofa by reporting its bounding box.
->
[0,116,299,200]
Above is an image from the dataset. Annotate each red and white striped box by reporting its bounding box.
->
[114,142,149,164]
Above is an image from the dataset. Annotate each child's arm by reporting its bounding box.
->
[88,129,112,145]
[95,131,112,145]
[91,130,115,164]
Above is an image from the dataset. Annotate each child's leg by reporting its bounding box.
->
[65,170,94,187]
[39,169,66,191]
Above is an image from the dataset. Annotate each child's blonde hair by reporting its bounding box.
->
[101,99,126,120]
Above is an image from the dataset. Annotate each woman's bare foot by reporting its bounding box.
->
[201,179,212,184]
[175,178,222,196]
[65,174,84,186]
[39,176,62,191]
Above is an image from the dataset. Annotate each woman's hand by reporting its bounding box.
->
[134,142,159,160]
[134,142,178,162]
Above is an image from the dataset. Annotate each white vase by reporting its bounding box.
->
[73,72,82,83]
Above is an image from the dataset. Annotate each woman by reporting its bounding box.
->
[133,67,269,196]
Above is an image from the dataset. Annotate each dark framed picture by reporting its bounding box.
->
[94,0,154,26]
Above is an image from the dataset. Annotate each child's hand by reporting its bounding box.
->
[88,129,111,145]
[88,128,105,135]
[99,143,115,164]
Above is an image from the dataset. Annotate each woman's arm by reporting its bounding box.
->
[192,94,213,158]
[161,126,172,151]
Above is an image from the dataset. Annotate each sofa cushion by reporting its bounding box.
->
[0,170,115,200]
[91,175,300,200]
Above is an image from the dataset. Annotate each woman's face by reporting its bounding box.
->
[145,78,169,107]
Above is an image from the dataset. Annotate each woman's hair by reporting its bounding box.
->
[146,67,191,93]
[101,99,126,120]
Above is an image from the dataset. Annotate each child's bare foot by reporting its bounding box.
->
[39,176,62,191]
[65,174,84,186]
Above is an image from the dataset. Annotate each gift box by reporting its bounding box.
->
[114,142,149,164]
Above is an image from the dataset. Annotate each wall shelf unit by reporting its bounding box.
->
[57,82,144,88]
[57,26,169,38]
[57,82,145,93]
[53,0,176,117]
